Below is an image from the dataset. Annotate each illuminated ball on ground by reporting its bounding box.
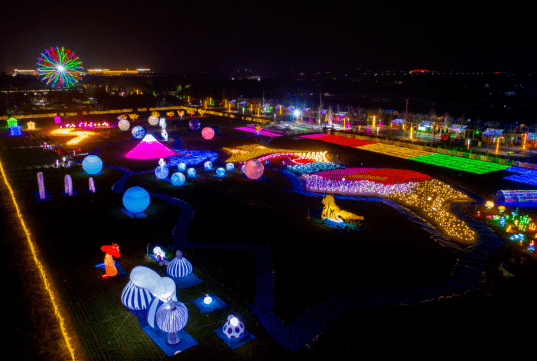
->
[82,155,103,175]
[216,167,225,177]
[178,162,186,172]
[118,119,130,131]
[241,165,245,173]
[171,172,186,186]
[148,115,159,126]
[187,168,196,177]
[204,161,212,170]
[155,166,169,179]
[132,126,145,139]
[222,315,245,340]
[189,119,200,131]
[123,186,150,214]
[244,159,264,180]
[226,163,234,171]
[201,127,214,139]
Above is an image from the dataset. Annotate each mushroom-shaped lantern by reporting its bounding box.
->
[156,300,188,344]
[167,250,193,278]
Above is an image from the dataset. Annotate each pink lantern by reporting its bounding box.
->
[201,127,215,140]
[54,116,61,124]
[244,159,264,180]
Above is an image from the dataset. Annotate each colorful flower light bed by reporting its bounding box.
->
[410,153,510,174]
[303,174,417,196]
[299,134,376,148]
[359,143,434,159]
[287,162,341,174]
[299,133,330,139]
[312,168,432,185]
[223,144,329,163]
[49,128,96,146]
[496,190,537,203]
[60,122,111,129]
[503,167,537,186]
[166,150,219,167]
[234,127,283,137]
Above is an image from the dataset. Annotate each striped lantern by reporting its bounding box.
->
[167,250,193,278]
[156,300,189,344]
[121,280,154,310]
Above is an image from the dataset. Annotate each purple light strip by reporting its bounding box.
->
[302,174,416,196]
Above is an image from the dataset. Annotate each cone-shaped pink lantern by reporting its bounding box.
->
[125,134,175,160]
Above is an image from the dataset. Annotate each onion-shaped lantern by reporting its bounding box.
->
[156,300,188,344]
[121,280,154,310]
[167,250,193,278]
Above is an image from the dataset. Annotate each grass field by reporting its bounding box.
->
[2,115,537,360]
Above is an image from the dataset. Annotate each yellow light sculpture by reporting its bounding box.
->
[495,137,502,154]
[152,111,160,117]
[27,121,36,130]
[522,133,527,150]
[117,114,128,120]
[198,109,206,116]
[223,144,329,163]
[0,159,78,360]
[167,111,175,118]
[321,195,364,223]
[128,113,139,121]
[50,128,95,145]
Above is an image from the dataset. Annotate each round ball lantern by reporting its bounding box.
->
[82,155,103,175]
[187,168,196,178]
[122,186,150,214]
[155,166,169,179]
[226,163,234,171]
[171,172,186,186]
[189,119,200,131]
[201,127,214,139]
[167,250,193,278]
[222,315,245,340]
[216,167,225,177]
[118,119,130,131]
[148,115,159,126]
[156,300,189,345]
[204,161,212,171]
[132,126,146,139]
[178,162,187,172]
[241,165,245,173]
[244,159,264,180]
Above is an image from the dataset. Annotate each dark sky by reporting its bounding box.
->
[1,0,535,76]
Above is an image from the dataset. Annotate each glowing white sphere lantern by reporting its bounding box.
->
[226,163,234,171]
[216,167,225,177]
[203,294,213,305]
[171,172,186,186]
[204,161,212,170]
[222,315,245,340]
[148,115,159,126]
[178,162,187,172]
[155,166,169,179]
[187,168,196,178]
[82,155,103,175]
[118,118,130,131]
[122,186,150,214]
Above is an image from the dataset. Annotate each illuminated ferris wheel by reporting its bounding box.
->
[37,47,83,89]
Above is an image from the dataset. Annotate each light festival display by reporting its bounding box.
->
[244,159,264,180]
[226,163,234,171]
[178,162,187,171]
[204,161,213,170]
[118,118,130,131]
[156,300,189,344]
[125,134,175,160]
[155,165,169,179]
[234,127,283,137]
[82,155,103,175]
[299,133,376,147]
[171,172,186,186]
[359,143,434,159]
[50,128,95,145]
[321,194,364,223]
[496,190,537,203]
[410,153,510,174]
[131,126,146,139]
[202,127,215,140]
[166,250,193,278]
[37,47,83,89]
[122,186,150,214]
[222,315,245,340]
[100,243,121,279]
[216,167,226,177]
[503,167,537,186]
[148,115,159,126]
[223,144,329,164]
[187,168,197,177]
[189,119,200,130]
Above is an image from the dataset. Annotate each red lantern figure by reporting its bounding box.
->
[101,243,121,278]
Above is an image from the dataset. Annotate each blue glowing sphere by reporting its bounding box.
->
[132,126,146,139]
[204,161,212,170]
[216,167,225,177]
[155,166,169,179]
[123,186,150,214]
[187,168,196,177]
[171,172,186,186]
[241,165,245,173]
[189,118,200,131]
[226,163,234,171]
[178,162,186,171]
[82,155,103,175]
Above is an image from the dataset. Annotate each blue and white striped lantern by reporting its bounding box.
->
[167,250,193,278]
[156,300,189,344]
[121,280,154,310]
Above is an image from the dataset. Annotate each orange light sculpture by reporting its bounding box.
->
[101,243,121,278]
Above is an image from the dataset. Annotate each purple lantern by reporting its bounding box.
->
[156,300,189,344]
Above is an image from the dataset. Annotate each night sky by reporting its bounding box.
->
[1,0,534,76]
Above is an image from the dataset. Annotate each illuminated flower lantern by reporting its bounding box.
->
[244,159,264,180]
[178,162,187,172]
[187,168,196,178]
[216,167,225,177]
[101,243,121,279]
[148,115,159,126]
[204,161,213,170]
[171,172,186,186]
[156,300,189,345]
[226,163,234,171]
[189,118,200,131]
[122,186,150,214]
[118,118,130,131]
[132,126,146,139]
[222,315,245,340]
[166,250,193,278]
[202,127,214,140]
[82,155,103,175]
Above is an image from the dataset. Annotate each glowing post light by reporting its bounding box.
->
[203,294,213,305]
[37,172,46,200]
[496,137,502,154]
[64,174,73,196]
[523,133,527,150]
